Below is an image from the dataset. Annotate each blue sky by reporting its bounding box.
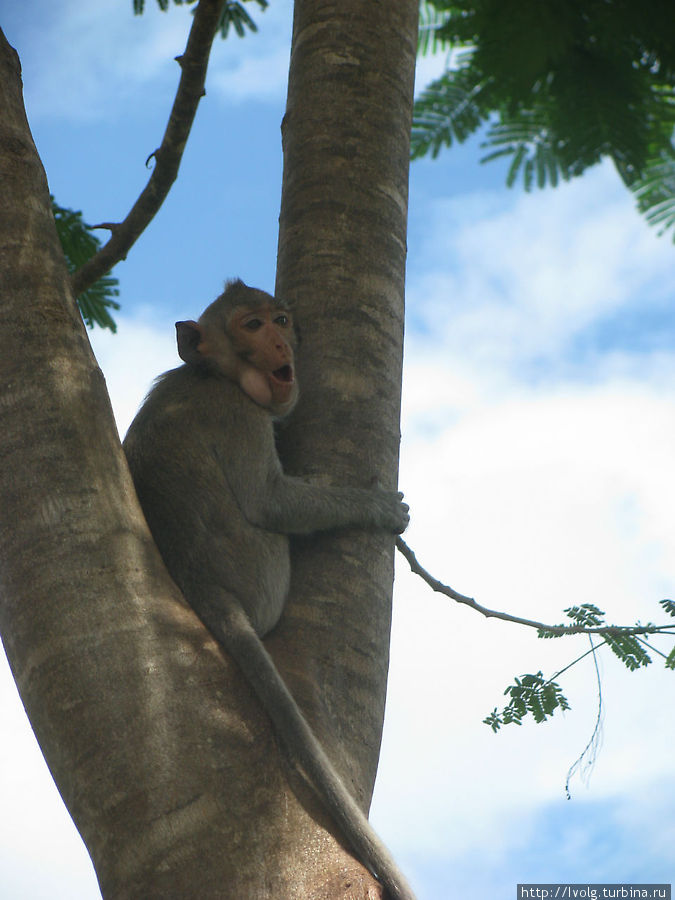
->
[1,2,675,898]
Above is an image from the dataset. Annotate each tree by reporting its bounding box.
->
[0,0,419,897]
[413,0,675,239]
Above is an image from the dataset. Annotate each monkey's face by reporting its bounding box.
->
[176,289,299,417]
[229,304,298,416]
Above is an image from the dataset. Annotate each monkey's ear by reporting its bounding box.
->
[176,320,203,365]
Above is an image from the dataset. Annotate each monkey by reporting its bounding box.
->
[122,279,415,900]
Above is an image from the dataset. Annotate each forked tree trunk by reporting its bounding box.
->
[0,0,417,895]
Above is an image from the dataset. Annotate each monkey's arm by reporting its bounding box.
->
[208,384,409,535]
[240,469,409,536]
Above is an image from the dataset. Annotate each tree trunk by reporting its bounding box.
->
[272,0,419,884]
[270,0,418,897]
[0,0,417,894]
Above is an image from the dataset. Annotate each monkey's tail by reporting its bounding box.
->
[219,601,417,900]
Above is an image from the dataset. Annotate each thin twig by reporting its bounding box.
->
[565,634,603,799]
[71,0,226,297]
[549,640,609,682]
[636,636,671,661]
[395,536,675,638]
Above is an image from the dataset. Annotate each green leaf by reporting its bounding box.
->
[52,199,120,333]
[418,0,675,238]
[627,149,675,240]
[563,604,605,628]
[418,1,456,57]
[604,633,652,671]
[411,65,492,160]
[218,1,268,39]
[133,0,268,38]
[660,599,675,618]
[537,627,564,639]
[486,672,570,730]
[483,709,503,732]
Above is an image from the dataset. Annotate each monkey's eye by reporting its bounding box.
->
[274,314,290,327]
[243,318,263,331]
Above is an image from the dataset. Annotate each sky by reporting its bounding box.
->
[1,1,675,898]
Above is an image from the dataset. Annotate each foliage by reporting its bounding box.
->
[662,599,675,669]
[52,200,120,332]
[484,671,570,731]
[133,0,269,38]
[410,63,490,157]
[485,601,675,731]
[414,0,675,239]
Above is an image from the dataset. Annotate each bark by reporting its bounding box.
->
[273,0,419,892]
[0,0,418,894]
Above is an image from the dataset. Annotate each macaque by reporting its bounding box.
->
[123,278,414,900]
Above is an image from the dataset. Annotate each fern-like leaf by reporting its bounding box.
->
[217,0,268,38]
[604,633,652,670]
[660,600,675,618]
[418,0,455,56]
[563,604,605,628]
[133,0,268,38]
[417,0,675,239]
[411,65,492,160]
[52,199,120,332]
[485,672,570,730]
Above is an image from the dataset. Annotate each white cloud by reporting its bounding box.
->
[385,367,675,808]
[14,0,293,122]
[207,1,293,103]
[208,43,291,103]
[408,163,675,376]
[17,0,188,122]
[14,0,466,120]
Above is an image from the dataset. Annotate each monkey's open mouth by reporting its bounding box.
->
[271,365,294,383]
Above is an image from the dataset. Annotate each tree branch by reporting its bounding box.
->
[396,537,675,638]
[70,0,226,298]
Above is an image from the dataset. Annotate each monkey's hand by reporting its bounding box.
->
[372,489,410,534]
